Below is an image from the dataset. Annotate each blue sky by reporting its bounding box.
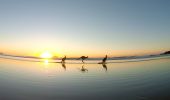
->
[0,0,170,57]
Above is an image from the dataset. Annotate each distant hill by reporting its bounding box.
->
[161,51,170,55]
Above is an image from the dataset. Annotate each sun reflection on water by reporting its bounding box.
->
[44,59,49,64]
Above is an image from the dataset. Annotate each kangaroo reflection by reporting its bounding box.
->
[102,64,107,71]
[79,65,88,73]
[62,63,66,70]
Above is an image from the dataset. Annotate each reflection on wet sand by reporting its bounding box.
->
[61,63,66,70]
[79,65,88,73]
[1,57,170,100]
[59,63,108,72]
[102,64,107,72]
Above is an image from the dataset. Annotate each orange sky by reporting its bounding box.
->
[0,46,168,58]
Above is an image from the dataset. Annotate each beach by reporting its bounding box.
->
[0,55,170,100]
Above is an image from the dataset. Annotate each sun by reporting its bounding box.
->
[40,51,53,59]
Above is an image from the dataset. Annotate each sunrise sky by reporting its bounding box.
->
[0,0,170,57]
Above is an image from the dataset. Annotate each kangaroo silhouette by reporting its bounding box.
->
[61,56,66,63]
[102,55,107,63]
[79,56,88,63]
[98,55,107,64]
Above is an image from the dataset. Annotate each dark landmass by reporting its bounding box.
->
[161,51,170,55]
[0,53,41,59]
[0,52,4,55]
[1,50,170,61]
